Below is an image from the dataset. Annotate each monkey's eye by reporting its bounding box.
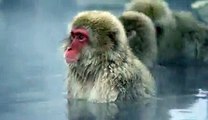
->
[77,33,84,40]
[75,33,87,42]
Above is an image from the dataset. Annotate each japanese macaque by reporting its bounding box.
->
[173,11,208,64]
[125,0,208,65]
[119,11,157,68]
[125,0,178,64]
[63,11,156,103]
[125,0,176,30]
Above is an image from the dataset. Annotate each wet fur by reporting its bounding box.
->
[174,11,208,63]
[125,0,176,64]
[119,11,158,68]
[64,11,156,103]
[125,0,208,65]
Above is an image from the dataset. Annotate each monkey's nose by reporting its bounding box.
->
[67,47,72,51]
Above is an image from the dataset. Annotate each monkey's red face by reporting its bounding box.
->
[64,28,89,63]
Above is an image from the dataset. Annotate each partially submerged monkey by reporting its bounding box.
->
[63,11,156,103]
[174,11,208,64]
[125,0,177,64]
[125,0,208,65]
[119,11,158,68]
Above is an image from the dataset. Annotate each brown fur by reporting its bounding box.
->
[125,0,177,64]
[174,11,208,63]
[64,11,156,103]
[119,11,158,68]
[125,0,208,64]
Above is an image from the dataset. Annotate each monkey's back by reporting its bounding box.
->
[114,57,156,101]
[120,11,158,68]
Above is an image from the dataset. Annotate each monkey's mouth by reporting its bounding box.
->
[65,57,79,63]
[64,53,80,63]
[64,49,80,63]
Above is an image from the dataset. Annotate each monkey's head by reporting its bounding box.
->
[119,11,141,40]
[175,12,208,63]
[126,0,168,22]
[64,11,127,64]
[119,11,155,40]
[126,0,176,41]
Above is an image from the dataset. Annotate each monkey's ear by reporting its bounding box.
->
[108,29,118,40]
[108,29,119,48]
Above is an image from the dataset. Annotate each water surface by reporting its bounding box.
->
[0,0,207,120]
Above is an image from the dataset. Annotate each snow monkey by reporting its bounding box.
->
[63,11,156,103]
[119,11,158,68]
[125,0,208,65]
[173,11,208,64]
[125,0,176,35]
[125,0,178,64]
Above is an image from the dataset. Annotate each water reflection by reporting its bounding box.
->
[67,99,157,120]
[169,98,208,120]
[67,95,207,120]
[153,65,208,96]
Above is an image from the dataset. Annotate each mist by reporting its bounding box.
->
[0,0,207,120]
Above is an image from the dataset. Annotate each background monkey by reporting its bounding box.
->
[63,11,156,103]
[123,0,208,95]
[119,11,158,68]
[125,0,176,30]
[173,11,208,64]
[125,0,208,65]
[125,0,177,65]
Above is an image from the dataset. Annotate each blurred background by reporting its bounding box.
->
[0,0,207,120]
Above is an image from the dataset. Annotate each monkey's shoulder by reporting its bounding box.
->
[107,58,155,87]
[109,60,156,99]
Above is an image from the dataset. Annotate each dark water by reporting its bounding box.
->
[0,0,207,120]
